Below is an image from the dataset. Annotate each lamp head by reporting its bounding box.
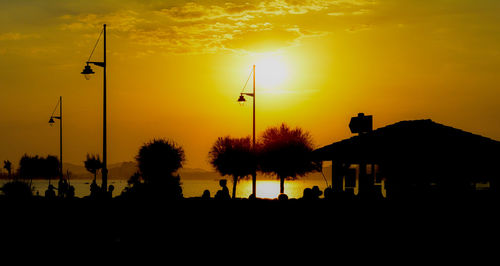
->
[48,117,55,126]
[237,95,246,102]
[81,64,95,80]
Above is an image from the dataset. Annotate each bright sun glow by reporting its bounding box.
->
[255,181,280,199]
[255,54,289,90]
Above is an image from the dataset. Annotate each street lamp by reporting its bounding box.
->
[48,96,63,183]
[237,65,257,198]
[81,63,95,80]
[81,24,109,192]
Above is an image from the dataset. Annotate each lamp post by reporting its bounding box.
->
[81,24,108,192]
[48,96,63,182]
[237,64,257,198]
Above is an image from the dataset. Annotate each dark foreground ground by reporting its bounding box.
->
[1,196,499,261]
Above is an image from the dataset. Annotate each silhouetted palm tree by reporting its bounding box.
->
[259,124,321,198]
[135,138,185,199]
[3,160,12,179]
[209,136,256,199]
[84,154,102,182]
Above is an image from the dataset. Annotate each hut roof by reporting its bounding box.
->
[314,119,500,164]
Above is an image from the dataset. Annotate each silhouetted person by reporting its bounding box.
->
[108,185,115,199]
[215,179,230,200]
[278,193,288,200]
[202,189,211,199]
[58,178,69,198]
[312,186,323,199]
[302,188,313,200]
[301,187,322,200]
[67,185,75,199]
[45,184,56,199]
[90,179,100,198]
[323,187,333,200]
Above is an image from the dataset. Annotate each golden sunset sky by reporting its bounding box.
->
[1,0,500,170]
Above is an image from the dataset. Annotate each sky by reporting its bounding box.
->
[1,0,500,171]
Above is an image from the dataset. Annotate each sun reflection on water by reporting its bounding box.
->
[235,179,327,199]
[255,181,281,199]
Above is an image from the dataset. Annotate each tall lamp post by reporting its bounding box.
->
[48,96,63,182]
[237,64,257,197]
[81,24,108,192]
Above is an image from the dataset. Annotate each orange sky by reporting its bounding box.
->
[1,0,500,171]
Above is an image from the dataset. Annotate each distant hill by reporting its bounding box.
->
[64,161,224,181]
[51,161,330,182]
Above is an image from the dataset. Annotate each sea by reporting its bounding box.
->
[0,178,331,199]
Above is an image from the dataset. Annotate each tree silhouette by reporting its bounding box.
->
[44,155,60,184]
[209,136,256,199]
[84,154,103,182]
[3,160,12,179]
[135,138,185,199]
[19,154,38,182]
[127,171,141,186]
[18,154,60,184]
[259,124,321,198]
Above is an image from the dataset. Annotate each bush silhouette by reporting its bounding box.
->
[209,136,256,199]
[259,124,321,197]
[1,181,33,199]
[18,154,60,183]
[131,138,185,199]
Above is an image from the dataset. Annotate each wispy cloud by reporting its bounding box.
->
[60,10,144,32]
[345,24,372,33]
[58,0,375,54]
[0,32,39,41]
[158,1,327,22]
[158,0,374,21]
[352,9,371,15]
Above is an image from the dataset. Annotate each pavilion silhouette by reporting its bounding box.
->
[314,116,500,200]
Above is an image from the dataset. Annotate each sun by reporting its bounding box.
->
[254,54,289,89]
[256,181,280,199]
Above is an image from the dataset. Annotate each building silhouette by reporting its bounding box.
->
[314,118,500,200]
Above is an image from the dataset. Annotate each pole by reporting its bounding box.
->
[252,64,256,197]
[60,96,63,181]
[102,24,108,192]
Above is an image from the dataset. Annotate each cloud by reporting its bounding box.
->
[0,32,39,41]
[130,21,287,54]
[158,0,374,21]
[345,24,372,32]
[60,10,144,32]
[223,24,325,52]
[157,1,372,22]
[59,0,375,54]
[352,9,370,15]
